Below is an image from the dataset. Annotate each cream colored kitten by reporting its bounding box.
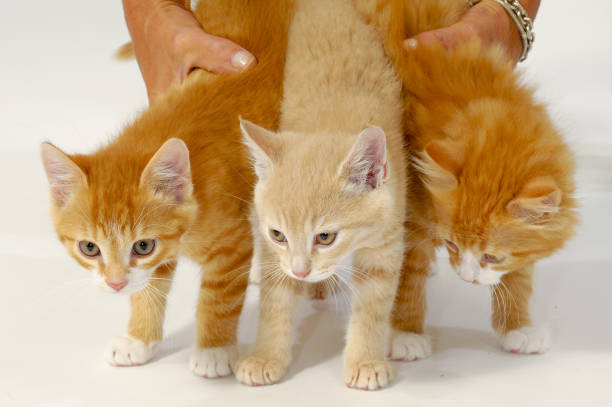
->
[234,0,406,390]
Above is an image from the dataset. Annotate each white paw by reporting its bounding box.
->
[388,330,432,361]
[235,356,287,386]
[501,326,551,354]
[189,345,237,378]
[105,336,155,366]
[344,360,392,391]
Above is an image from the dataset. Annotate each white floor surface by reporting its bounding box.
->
[1,1,611,406]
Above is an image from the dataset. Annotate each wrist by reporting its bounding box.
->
[487,0,523,61]
[123,0,186,38]
[488,0,536,62]
[474,0,536,62]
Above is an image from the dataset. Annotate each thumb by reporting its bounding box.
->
[185,32,257,74]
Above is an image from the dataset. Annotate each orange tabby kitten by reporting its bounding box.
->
[357,0,577,358]
[40,0,293,376]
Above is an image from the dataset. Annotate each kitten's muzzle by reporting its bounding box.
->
[292,267,311,279]
[106,278,128,292]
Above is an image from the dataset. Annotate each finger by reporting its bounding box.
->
[184,32,257,75]
[404,23,477,51]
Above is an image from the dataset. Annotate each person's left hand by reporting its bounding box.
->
[404,1,526,63]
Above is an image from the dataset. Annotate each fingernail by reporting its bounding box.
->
[405,38,418,50]
[231,50,255,70]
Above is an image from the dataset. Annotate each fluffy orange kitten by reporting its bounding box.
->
[358,0,578,358]
[40,0,293,376]
[234,0,406,390]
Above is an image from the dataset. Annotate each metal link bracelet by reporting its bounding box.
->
[467,0,535,62]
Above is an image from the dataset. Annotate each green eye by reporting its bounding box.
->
[315,232,337,246]
[79,241,100,257]
[444,240,459,254]
[269,229,287,243]
[133,239,155,256]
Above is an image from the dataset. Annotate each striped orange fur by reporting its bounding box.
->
[41,0,294,375]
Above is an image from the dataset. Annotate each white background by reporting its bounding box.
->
[1,1,611,406]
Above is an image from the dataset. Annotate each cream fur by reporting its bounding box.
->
[235,0,406,390]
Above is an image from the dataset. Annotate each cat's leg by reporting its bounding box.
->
[235,259,302,386]
[388,239,435,361]
[492,265,551,354]
[343,245,402,391]
[190,240,252,378]
[105,261,175,366]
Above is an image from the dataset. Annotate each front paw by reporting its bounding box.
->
[105,336,155,367]
[344,360,392,391]
[190,345,237,378]
[388,330,432,361]
[235,356,287,386]
[501,326,551,354]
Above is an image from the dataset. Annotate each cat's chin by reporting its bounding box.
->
[286,273,331,284]
[98,285,146,295]
[93,278,152,295]
[452,267,507,286]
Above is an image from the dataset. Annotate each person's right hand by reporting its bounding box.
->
[123,0,256,103]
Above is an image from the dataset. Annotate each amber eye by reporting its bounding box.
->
[482,253,503,264]
[270,229,287,243]
[79,241,100,257]
[315,232,337,246]
[133,240,155,256]
[444,239,459,254]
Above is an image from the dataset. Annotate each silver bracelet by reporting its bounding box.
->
[467,0,535,62]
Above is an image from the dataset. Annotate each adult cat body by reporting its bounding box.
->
[357,0,577,358]
[40,0,293,377]
[235,0,406,390]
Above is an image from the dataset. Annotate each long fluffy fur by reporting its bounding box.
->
[357,0,577,353]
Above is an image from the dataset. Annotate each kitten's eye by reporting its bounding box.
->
[315,232,337,246]
[444,239,459,254]
[482,253,503,264]
[269,229,287,243]
[79,241,100,257]
[133,239,155,256]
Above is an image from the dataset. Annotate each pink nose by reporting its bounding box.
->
[292,269,311,279]
[106,279,127,291]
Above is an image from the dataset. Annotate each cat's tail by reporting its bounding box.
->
[114,42,135,60]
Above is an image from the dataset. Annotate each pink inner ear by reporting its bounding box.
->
[365,160,388,189]
[347,126,388,190]
[141,139,192,203]
[41,142,87,207]
[152,160,188,202]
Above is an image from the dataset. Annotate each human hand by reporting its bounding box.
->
[404,0,539,64]
[123,0,256,102]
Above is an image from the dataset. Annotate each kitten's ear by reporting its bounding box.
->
[416,140,464,192]
[239,117,281,179]
[340,126,388,192]
[507,176,562,222]
[140,138,192,203]
[40,142,88,207]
